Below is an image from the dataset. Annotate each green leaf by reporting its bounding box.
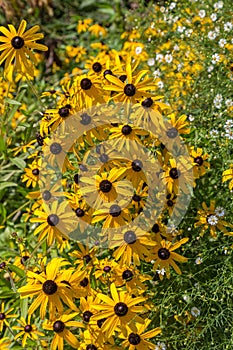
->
[10,157,26,170]
[0,136,6,152]
[0,182,17,191]
[20,297,28,319]
[8,264,26,278]
[5,98,22,106]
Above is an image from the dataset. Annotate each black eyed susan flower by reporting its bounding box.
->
[194,201,233,238]
[0,20,47,77]
[73,74,106,108]
[92,199,131,228]
[21,158,42,188]
[109,123,147,151]
[18,258,78,319]
[151,237,189,279]
[109,226,155,266]
[189,147,210,179]
[92,283,146,338]
[30,201,76,245]
[69,241,98,271]
[77,18,93,34]
[43,311,83,350]
[119,318,161,350]
[13,315,44,348]
[0,302,17,332]
[80,167,131,207]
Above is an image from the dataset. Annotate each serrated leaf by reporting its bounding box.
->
[10,158,26,170]
[0,182,17,191]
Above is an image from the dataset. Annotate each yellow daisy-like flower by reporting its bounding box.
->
[92,283,146,338]
[189,147,210,179]
[109,226,155,266]
[0,302,17,332]
[194,201,233,238]
[43,310,83,350]
[104,56,156,106]
[222,165,233,190]
[119,318,161,350]
[21,158,42,188]
[18,258,77,319]
[30,201,76,245]
[13,315,44,348]
[0,19,47,77]
[151,237,189,279]
[77,18,93,34]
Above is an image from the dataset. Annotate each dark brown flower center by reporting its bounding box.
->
[83,310,93,323]
[11,36,24,49]
[32,168,39,176]
[99,153,109,163]
[58,107,70,118]
[158,248,170,260]
[169,167,181,179]
[42,190,52,201]
[75,208,85,217]
[122,269,133,281]
[132,194,141,202]
[166,127,178,138]
[152,223,160,233]
[47,214,59,226]
[167,199,174,207]
[109,204,121,217]
[103,265,111,272]
[86,345,97,350]
[80,113,92,125]
[124,83,136,96]
[83,254,92,264]
[80,78,92,90]
[24,324,32,333]
[131,159,143,172]
[20,256,30,265]
[0,262,6,269]
[128,333,141,345]
[50,142,62,155]
[99,180,112,193]
[114,302,128,316]
[141,97,153,107]
[53,320,65,333]
[92,62,102,72]
[194,156,204,166]
[0,313,5,320]
[103,69,113,78]
[80,277,89,287]
[121,124,132,135]
[42,280,58,295]
[124,230,137,244]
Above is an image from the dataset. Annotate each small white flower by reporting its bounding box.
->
[156,268,166,276]
[207,215,219,226]
[153,69,161,78]
[157,81,164,89]
[199,10,206,18]
[215,207,225,217]
[210,13,217,21]
[169,2,176,10]
[177,26,185,33]
[225,100,233,107]
[214,1,223,9]
[156,53,163,62]
[219,38,226,48]
[212,53,220,64]
[183,295,190,302]
[225,130,233,139]
[210,129,219,137]
[191,307,200,317]
[155,342,167,350]
[195,257,203,265]
[147,58,155,66]
[188,115,195,121]
[174,44,179,51]
[207,65,214,72]
[135,46,142,55]
[208,31,217,40]
[224,22,232,32]
[165,53,173,63]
